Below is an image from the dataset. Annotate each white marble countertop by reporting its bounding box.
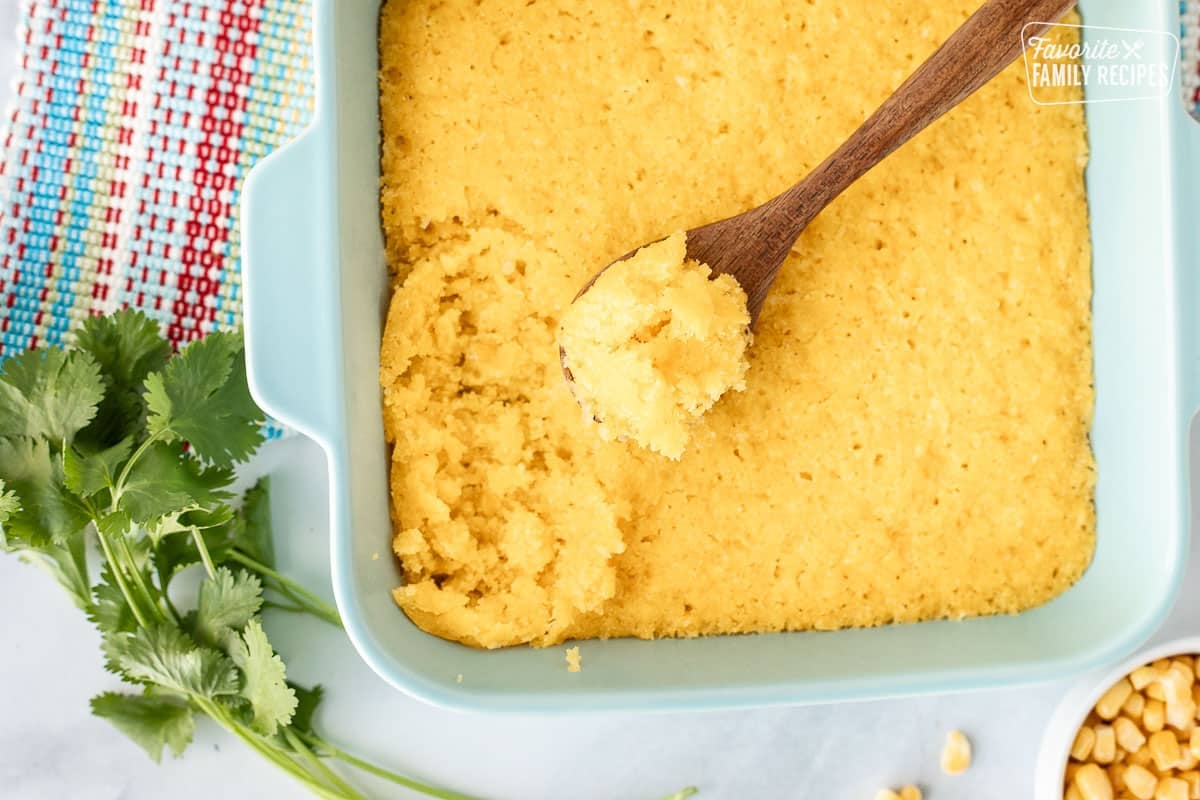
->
[3,8,1200,800]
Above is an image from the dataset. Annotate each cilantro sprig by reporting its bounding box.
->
[0,311,476,800]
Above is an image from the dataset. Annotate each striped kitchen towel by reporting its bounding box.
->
[0,2,1198,359]
[0,0,313,353]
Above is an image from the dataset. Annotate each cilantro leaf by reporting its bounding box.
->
[63,436,133,498]
[104,624,239,699]
[117,442,232,525]
[144,332,264,467]
[89,562,138,634]
[0,347,103,444]
[178,505,235,532]
[4,533,93,611]
[74,310,171,447]
[231,478,274,567]
[0,481,18,524]
[229,619,297,735]
[75,310,172,389]
[32,537,92,609]
[0,438,91,547]
[91,692,195,763]
[288,682,324,736]
[195,567,263,649]
[143,504,234,549]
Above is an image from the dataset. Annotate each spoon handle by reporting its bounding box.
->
[772,0,1076,226]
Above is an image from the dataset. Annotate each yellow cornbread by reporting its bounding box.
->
[378,1,1094,648]
[558,232,751,460]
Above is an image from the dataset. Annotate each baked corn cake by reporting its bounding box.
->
[378,0,1095,648]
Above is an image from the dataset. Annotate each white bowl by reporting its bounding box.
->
[1036,636,1200,800]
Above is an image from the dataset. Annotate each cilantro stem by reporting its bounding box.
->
[198,699,349,800]
[161,590,183,624]
[262,600,309,614]
[228,551,341,627]
[284,728,366,800]
[115,533,164,623]
[659,789,699,800]
[269,579,343,627]
[94,527,152,629]
[192,528,219,580]
[149,540,186,624]
[292,730,482,800]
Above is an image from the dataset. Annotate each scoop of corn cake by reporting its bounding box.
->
[558,232,751,459]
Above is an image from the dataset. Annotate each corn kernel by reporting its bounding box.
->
[1116,717,1148,753]
[1123,764,1158,800]
[1126,693,1148,718]
[1094,726,1118,764]
[1133,667,1160,691]
[898,786,922,800]
[1179,746,1199,771]
[1170,702,1199,734]
[1171,699,1197,730]
[1075,764,1114,800]
[1129,745,1153,767]
[941,730,971,776]
[874,791,901,800]
[1163,671,1193,706]
[1066,786,1084,800]
[1109,763,1127,792]
[1073,726,1099,760]
[1068,762,1085,782]
[1179,770,1200,799]
[1146,700,1167,733]
[1148,683,1168,702]
[1157,777,1189,800]
[1100,680,1137,721]
[1172,660,1195,685]
[1154,659,1173,671]
[1191,685,1200,708]
[1150,730,1182,771]
[1191,729,1200,760]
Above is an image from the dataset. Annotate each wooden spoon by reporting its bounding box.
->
[567,0,1076,329]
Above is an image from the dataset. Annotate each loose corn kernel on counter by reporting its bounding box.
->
[378,0,1095,649]
[558,232,752,460]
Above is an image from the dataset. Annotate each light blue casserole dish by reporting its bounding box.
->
[241,0,1200,712]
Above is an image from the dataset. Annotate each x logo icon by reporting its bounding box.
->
[1122,40,1145,60]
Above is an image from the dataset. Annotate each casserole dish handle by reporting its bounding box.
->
[1181,103,1200,423]
[241,129,337,441]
